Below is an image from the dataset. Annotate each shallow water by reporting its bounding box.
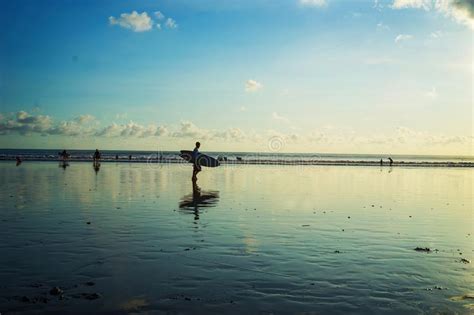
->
[0,161,472,314]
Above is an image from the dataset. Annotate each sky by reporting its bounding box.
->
[0,0,473,155]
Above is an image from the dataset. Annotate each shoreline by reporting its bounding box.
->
[3,157,473,168]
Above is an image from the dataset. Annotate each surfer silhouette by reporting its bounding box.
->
[388,157,393,166]
[192,141,201,181]
[93,149,101,162]
[59,150,70,161]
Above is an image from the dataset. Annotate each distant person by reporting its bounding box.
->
[380,159,383,166]
[16,156,22,166]
[59,150,70,161]
[93,149,101,162]
[388,157,393,166]
[192,141,201,182]
[129,154,132,161]
[115,154,119,160]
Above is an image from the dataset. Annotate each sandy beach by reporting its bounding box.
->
[0,161,472,314]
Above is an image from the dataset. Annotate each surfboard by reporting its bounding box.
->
[180,150,220,168]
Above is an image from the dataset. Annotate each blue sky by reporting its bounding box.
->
[0,0,472,154]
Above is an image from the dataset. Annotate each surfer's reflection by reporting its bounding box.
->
[93,161,101,174]
[179,181,219,221]
[59,161,69,170]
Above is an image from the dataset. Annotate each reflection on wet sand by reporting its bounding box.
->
[93,161,101,174]
[59,161,69,170]
[179,180,219,220]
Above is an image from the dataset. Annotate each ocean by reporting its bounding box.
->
[1,149,473,167]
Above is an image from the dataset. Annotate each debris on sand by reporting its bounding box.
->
[334,250,341,253]
[85,281,95,286]
[434,286,448,290]
[426,286,448,291]
[414,247,431,252]
[50,286,63,296]
[302,224,310,227]
[86,221,91,225]
[460,258,471,264]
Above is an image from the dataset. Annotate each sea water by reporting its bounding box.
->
[0,161,472,314]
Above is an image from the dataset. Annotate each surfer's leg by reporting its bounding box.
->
[192,165,201,181]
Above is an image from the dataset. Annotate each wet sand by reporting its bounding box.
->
[0,161,472,314]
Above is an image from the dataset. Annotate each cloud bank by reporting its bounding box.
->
[391,0,474,29]
[0,111,471,154]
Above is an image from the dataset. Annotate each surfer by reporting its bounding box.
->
[192,141,201,182]
[93,149,101,162]
[59,150,70,161]
[388,157,393,166]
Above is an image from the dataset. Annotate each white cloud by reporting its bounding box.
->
[95,122,168,138]
[214,128,246,142]
[299,0,327,7]
[109,11,154,32]
[155,125,168,136]
[171,121,246,142]
[430,30,443,38]
[373,0,384,9]
[154,11,165,20]
[392,0,432,10]
[272,112,290,124]
[165,18,178,29]
[245,79,263,92]
[172,121,209,139]
[0,111,102,136]
[239,106,247,112]
[425,87,438,99]
[376,21,391,30]
[109,10,179,32]
[391,0,474,29]
[395,34,414,43]
[74,114,95,124]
